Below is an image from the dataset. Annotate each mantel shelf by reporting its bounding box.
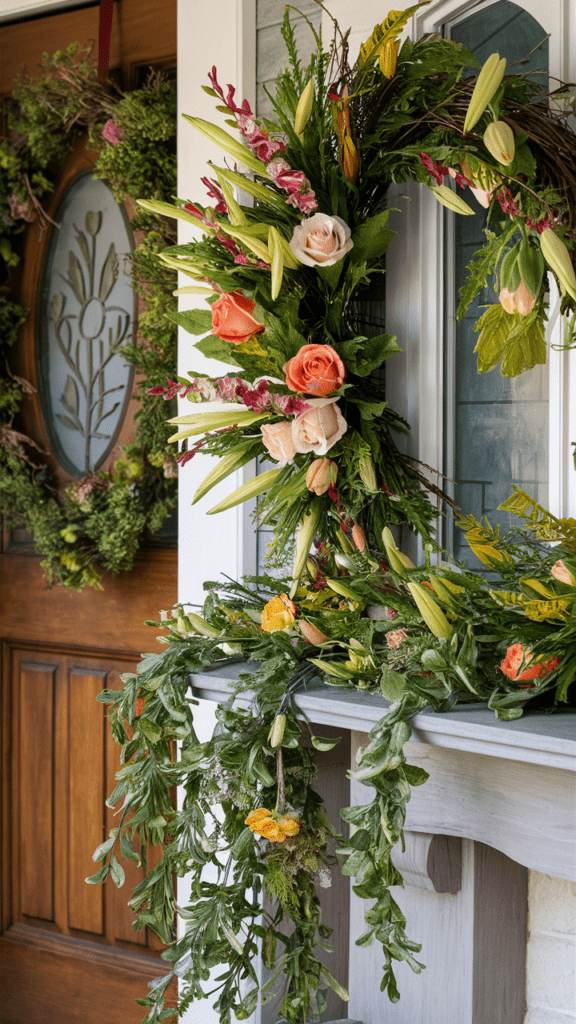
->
[190,661,576,773]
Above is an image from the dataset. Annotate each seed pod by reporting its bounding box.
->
[294,78,314,137]
[483,120,515,165]
[540,228,576,301]
[379,38,400,79]
[407,582,454,640]
[463,53,507,134]
[429,185,475,215]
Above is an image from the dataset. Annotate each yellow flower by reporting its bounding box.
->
[261,593,296,632]
[245,807,301,843]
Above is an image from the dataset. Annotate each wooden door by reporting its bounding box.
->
[0,4,178,1022]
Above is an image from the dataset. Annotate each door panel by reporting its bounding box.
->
[0,2,177,1021]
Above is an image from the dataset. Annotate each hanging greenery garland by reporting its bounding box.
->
[93,6,576,1022]
[0,43,178,589]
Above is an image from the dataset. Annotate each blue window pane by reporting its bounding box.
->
[447,2,549,566]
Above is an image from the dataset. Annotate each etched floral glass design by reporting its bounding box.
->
[38,172,134,475]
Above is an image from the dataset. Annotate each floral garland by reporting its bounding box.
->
[0,44,178,589]
[94,6,576,1022]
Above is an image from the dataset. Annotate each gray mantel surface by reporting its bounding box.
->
[190,661,576,773]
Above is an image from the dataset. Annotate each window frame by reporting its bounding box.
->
[384,0,576,561]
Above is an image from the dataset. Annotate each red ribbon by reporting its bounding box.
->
[98,0,115,82]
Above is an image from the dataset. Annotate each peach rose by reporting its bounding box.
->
[292,398,347,456]
[499,280,536,317]
[284,344,345,396]
[551,560,576,585]
[261,593,296,632]
[289,213,353,267]
[261,421,297,462]
[305,458,338,495]
[499,642,560,683]
[211,291,265,344]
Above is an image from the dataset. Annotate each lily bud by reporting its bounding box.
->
[342,135,360,183]
[359,455,378,491]
[540,228,576,302]
[463,53,507,134]
[483,120,515,166]
[294,78,315,137]
[499,280,536,317]
[407,582,454,640]
[291,499,322,595]
[551,560,576,586]
[306,458,338,495]
[269,713,286,748]
[379,38,400,80]
[298,620,329,645]
[429,185,475,215]
[186,612,222,638]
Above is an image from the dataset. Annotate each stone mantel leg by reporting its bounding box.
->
[348,733,529,1024]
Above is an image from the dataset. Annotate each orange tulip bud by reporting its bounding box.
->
[306,458,338,495]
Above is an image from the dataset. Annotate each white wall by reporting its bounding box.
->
[525,872,576,1024]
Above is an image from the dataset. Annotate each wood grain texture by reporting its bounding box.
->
[68,669,106,935]
[18,662,56,922]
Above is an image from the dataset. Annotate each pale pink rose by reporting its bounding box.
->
[261,421,297,462]
[290,213,353,267]
[292,397,347,456]
[551,560,576,585]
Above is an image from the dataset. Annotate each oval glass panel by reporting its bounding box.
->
[38,172,134,475]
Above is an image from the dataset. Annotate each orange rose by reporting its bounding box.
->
[284,344,345,396]
[261,593,297,633]
[499,642,560,683]
[211,291,265,345]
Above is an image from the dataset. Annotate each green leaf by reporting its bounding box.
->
[500,240,521,292]
[85,864,110,884]
[92,835,116,862]
[192,446,256,504]
[194,334,242,367]
[380,667,407,701]
[320,966,349,1001]
[338,333,401,376]
[517,240,544,299]
[473,303,546,376]
[457,222,518,319]
[139,717,163,743]
[350,211,396,264]
[310,734,342,751]
[109,854,126,887]
[169,308,213,335]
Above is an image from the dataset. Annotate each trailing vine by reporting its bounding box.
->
[0,43,178,589]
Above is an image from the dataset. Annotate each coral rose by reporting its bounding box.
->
[261,421,297,462]
[211,291,265,344]
[261,593,296,633]
[499,642,560,683]
[292,398,347,456]
[290,213,353,267]
[284,344,345,396]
